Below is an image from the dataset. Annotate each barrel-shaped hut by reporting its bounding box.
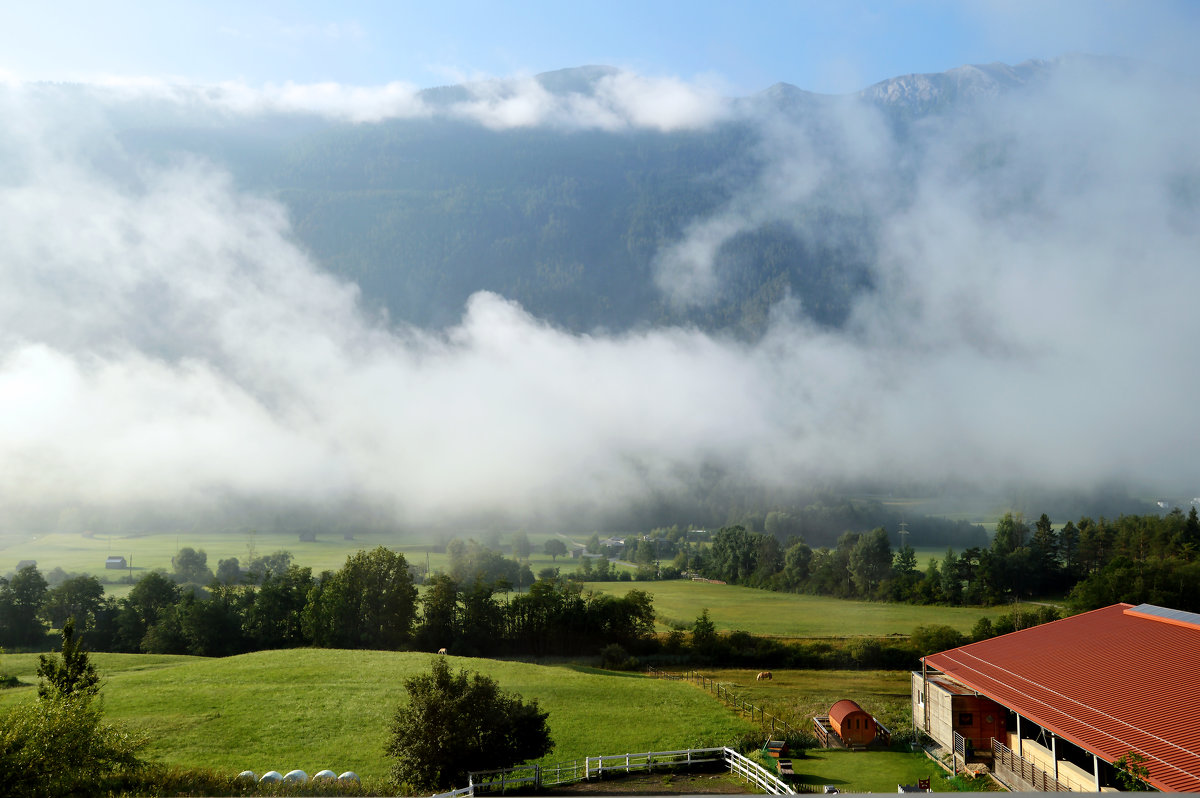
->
[828,699,876,747]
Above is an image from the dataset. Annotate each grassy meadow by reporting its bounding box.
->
[582,580,1027,637]
[0,650,757,783]
[0,527,603,592]
[679,666,913,734]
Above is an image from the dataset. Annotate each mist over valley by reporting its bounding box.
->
[2,55,1198,540]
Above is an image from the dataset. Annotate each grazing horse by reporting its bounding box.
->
[757,671,772,681]
[437,647,447,655]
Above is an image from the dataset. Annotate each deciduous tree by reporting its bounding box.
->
[544,538,568,561]
[387,657,553,791]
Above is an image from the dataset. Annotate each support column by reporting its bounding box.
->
[1094,754,1101,792]
[1051,735,1058,782]
[922,660,929,733]
[1015,715,1022,757]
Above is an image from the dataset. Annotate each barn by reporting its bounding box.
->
[829,699,876,747]
[913,603,1200,792]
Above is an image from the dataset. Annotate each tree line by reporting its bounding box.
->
[692,507,1200,612]
[0,546,655,659]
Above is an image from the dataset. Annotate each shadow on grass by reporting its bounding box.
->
[561,665,647,679]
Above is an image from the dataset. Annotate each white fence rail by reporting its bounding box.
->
[433,746,794,798]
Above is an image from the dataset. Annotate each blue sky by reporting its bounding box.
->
[5,0,1199,94]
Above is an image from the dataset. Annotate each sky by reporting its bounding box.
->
[3,1,1200,95]
[2,2,1200,533]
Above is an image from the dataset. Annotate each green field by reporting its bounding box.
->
[687,666,913,733]
[780,746,972,793]
[0,650,756,783]
[582,580,1028,637]
[0,527,605,591]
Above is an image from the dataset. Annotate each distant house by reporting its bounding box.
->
[105,555,127,569]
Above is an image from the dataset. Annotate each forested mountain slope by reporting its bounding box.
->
[95,57,1096,336]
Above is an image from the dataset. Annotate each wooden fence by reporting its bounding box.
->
[434,746,796,798]
[991,739,1071,792]
[645,666,799,737]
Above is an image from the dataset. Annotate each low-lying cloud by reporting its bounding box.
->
[1,60,1199,533]
[64,69,729,129]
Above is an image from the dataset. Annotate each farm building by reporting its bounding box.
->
[913,603,1200,792]
[105,555,127,569]
[829,699,877,747]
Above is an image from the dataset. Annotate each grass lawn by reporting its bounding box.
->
[782,746,966,793]
[582,580,1029,637]
[0,650,756,784]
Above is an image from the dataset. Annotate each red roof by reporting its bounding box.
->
[923,603,1200,792]
[829,699,867,724]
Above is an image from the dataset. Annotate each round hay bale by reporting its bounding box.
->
[236,771,256,782]
[259,771,283,783]
[283,769,308,783]
[313,769,338,780]
[338,771,361,783]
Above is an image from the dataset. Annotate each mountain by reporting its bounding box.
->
[89,56,1142,336]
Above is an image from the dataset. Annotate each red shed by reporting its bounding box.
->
[829,699,876,747]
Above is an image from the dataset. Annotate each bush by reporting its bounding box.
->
[387,657,553,792]
[0,696,146,798]
[599,643,634,670]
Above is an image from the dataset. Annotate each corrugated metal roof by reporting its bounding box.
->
[923,603,1200,792]
[1125,603,1200,631]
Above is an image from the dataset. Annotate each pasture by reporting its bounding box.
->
[0,527,596,592]
[0,650,756,783]
[676,666,913,734]
[582,580,1028,636]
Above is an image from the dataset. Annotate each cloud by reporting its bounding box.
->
[654,58,1200,494]
[24,68,730,129]
[2,59,1200,535]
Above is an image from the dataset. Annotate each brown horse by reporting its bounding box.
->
[757,671,772,681]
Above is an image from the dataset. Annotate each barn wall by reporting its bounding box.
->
[927,683,955,749]
[950,694,1006,752]
[910,671,924,731]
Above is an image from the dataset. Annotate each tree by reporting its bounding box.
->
[544,539,568,561]
[691,607,718,654]
[215,557,242,585]
[303,547,418,649]
[387,657,553,791]
[782,539,813,589]
[116,571,181,652]
[1113,750,1152,791]
[2,566,49,647]
[37,618,100,701]
[244,565,312,649]
[512,530,531,561]
[415,573,459,652]
[171,547,213,585]
[848,527,892,596]
[42,575,105,631]
[910,624,965,656]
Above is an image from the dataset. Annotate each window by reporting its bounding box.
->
[959,712,974,726]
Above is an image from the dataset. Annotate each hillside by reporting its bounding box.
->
[0,650,756,782]
[59,55,1127,337]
